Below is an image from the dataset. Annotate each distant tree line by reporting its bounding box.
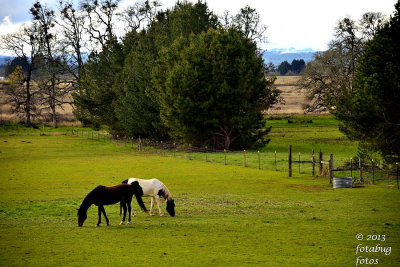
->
[0,1,279,150]
[276,59,305,75]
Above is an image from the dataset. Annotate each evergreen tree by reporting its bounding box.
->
[153,28,278,149]
[114,1,219,139]
[74,38,124,131]
[277,61,290,75]
[290,59,305,74]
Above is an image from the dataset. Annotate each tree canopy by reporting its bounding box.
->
[153,28,278,149]
[334,2,400,162]
[1,0,277,149]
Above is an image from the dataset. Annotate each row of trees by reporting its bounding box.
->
[301,4,400,163]
[277,59,305,75]
[1,1,279,149]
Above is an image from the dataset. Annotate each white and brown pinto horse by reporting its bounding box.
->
[122,178,175,217]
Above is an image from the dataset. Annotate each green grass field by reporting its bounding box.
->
[0,116,399,266]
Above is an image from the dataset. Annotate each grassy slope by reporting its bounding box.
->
[0,131,399,266]
[188,115,360,178]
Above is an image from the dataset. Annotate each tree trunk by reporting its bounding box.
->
[224,134,231,150]
[51,91,57,128]
[24,74,31,126]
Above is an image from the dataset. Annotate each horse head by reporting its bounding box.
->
[78,206,87,227]
[166,198,175,217]
[77,209,87,227]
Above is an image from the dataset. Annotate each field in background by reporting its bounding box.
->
[268,76,328,115]
[1,76,312,125]
[0,81,76,123]
[0,118,399,266]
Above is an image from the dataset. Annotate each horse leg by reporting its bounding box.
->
[149,197,155,216]
[155,196,164,216]
[120,202,127,225]
[131,200,136,217]
[101,206,109,226]
[127,201,132,225]
[97,206,102,226]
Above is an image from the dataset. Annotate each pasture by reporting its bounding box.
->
[0,118,399,266]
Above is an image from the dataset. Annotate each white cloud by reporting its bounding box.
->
[0,0,397,55]
[0,16,27,56]
[150,0,396,51]
[0,16,24,36]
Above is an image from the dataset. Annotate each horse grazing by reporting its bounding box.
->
[122,178,175,217]
[77,182,147,227]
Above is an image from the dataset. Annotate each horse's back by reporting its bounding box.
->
[126,178,163,196]
[93,184,133,205]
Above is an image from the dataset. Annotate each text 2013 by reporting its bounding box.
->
[366,235,386,242]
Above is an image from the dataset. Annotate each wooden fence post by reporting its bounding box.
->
[396,162,399,189]
[312,149,315,176]
[138,136,142,151]
[359,158,363,183]
[224,149,227,165]
[243,150,246,167]
[289,145,292,177]
[205,146,208,162]
[258,151,261,169]
[329,154,333,184]
[299,152,301,174]
[372,159,375,184]
[319,151,323,175]
[350,158,353,177]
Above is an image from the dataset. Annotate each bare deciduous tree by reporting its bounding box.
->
[232,5,268,45]
[57,0,87,82]
[80,0,119,50]
[118,0,161,32]
[299,13,387,113]
[31,1,75,127]
[0,26,42,125]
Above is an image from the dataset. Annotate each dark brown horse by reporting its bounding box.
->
[77,182,147,227]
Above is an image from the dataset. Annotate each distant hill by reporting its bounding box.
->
[263,48,317,66]
[0,55,12,65]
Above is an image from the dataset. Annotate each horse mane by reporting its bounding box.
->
[78,185,104,215]
[121,179,128,184]
[161,183,173,200]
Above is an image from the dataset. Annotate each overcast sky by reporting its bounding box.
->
[0,0,397,51]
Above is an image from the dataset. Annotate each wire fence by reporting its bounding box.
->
[3,128,398,188]
[68,130,399,188]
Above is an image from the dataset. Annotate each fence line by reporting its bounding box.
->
[70,131,400,187]
[6,129,398,187]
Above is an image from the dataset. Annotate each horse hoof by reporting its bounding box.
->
[120,221,124,225]
[96,224,100,227]
[149,213,154,216]
[131,214,136,217]
[127,221,131,225]
[160,213,164,217]
[106,223,109,226]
